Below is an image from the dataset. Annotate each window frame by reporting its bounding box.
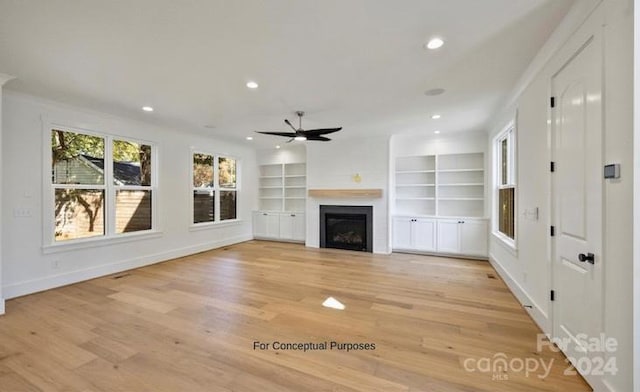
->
[43,119,159,251]
[190,149,241,228]
[492,121,517,250]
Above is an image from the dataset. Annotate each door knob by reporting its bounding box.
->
[578,253,595,264]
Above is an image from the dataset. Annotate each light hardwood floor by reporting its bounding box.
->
[0,241,590,391]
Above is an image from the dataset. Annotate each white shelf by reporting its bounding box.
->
[438,183,483,186]
[395,152,485,218]
[437,169,484,173]
[439,197,484,201]
[396,170,436,174]
[259,163,307,211]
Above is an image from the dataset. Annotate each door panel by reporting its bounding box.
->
[437,220,460,254]
[392,217,412,249]
[460,220,488,256]
[412,219,436,251]
[552,32,603,379]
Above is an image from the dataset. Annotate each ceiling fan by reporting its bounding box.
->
[255,111,342,142]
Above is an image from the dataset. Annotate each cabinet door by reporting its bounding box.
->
[253,212,269,238]
[279,214,294,240]
[437,220,461,254]
[392,217,413,249]
[460,220,488,256]
[291,213,306,242]
[412,219,436,251]
[265,213,280,238]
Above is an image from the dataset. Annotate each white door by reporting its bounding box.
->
[459,220,488,256]
[551,30,603,379]
[392,217,413,249]
[412,218,436,251]
[437,220,460,254]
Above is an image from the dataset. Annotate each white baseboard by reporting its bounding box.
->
[0,298,4,315]
[3,234,252,300]
[488,252,549,333]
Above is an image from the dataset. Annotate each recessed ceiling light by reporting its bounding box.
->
[425,88,446,96]
[246,81,259,89]
[434,130,441,134]
[294,136,307,141]
[142,106,154,112]
[432,114,441,120]
[426,38,444,50]
[276,145,281,149]
[246,136,253,140]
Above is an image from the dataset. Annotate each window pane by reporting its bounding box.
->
[194,190,215,223]
[220,191,237,221]
[116,190,152,233]
[51,129,105,185]
[55,189,105,241]
[193,153,214,188]
[219,157,236,188]
[499,187,515,239]
[501,138,508,185]
[113,140,152,186]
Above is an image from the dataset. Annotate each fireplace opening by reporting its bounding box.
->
[320,205,372,252]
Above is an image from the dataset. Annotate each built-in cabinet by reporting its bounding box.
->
[253,211,305,242]
[392,217,436,252]
[255,162,306,242]
[393,216,488,257]
[393,151,487,258]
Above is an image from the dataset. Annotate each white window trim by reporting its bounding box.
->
[190,149,241,228]
[42,118,160,251]
[492,119,517,251]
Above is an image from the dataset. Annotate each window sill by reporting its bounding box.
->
[42,230,164,254]
[189,219,243,232]
[491,231,518,256]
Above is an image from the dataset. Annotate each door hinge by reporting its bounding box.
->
[550,290,555,301]
[550,226,555,237]
[550,97,555,108]
[550,161,555,172]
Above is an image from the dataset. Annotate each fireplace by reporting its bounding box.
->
[320,205,373,252]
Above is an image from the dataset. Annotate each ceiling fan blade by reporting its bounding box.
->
[305,135,331,141]
[284,119,298,132]
[286,138,295,143]
[255,131,298,137]
[303,127,342,136]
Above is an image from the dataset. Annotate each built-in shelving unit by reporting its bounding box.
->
[395,152,484,217]
[259,163,306,212]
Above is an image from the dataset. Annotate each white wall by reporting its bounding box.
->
[0,73,15,314]
[487,0,633,390]
[256,144,306,166]
[1,91,257,299]
[305,136,391,254]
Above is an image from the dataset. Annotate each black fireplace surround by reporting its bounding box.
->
[319,205,373,252]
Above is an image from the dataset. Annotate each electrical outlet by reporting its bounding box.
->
[13,207,32,218]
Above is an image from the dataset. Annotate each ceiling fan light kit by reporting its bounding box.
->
[255,111,342,142]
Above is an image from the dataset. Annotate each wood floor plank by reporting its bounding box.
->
[0,241,591,391]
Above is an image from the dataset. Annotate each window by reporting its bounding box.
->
[495,125,516,242]
[192,153,238,224]
[50,128,155,243]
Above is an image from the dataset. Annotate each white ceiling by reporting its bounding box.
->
[0,0,574,147]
